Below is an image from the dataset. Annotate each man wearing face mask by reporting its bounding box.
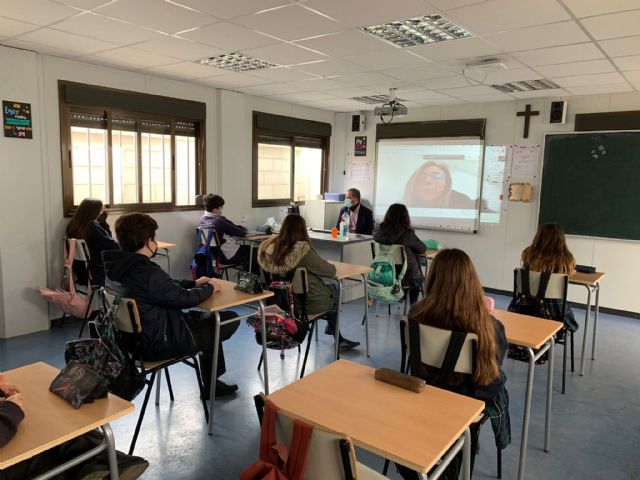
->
[335,188,374,235]
[102,213,240,398]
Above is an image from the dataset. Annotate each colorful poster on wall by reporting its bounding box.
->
[3,101,33,139]
[354,136,367,156]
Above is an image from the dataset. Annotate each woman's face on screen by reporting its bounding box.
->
[416,165,447,202]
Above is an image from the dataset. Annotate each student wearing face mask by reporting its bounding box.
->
[335,188,374,235]
[102,213,241,398]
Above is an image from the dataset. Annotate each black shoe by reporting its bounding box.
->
[215,380,238,398]
[76,456,149,480]
[324,325,334,336]
[338,339,360,352]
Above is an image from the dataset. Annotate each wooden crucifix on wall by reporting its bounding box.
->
[517,104,539,138]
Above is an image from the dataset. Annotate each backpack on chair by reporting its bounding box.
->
[367,243,407,304]
[190,227,218,279]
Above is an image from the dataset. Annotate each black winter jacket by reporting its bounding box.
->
[102,250,213,361]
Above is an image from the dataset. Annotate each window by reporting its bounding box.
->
[253,112,330,207]
[60,82,205,215]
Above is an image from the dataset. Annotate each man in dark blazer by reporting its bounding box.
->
[335,188,374,235]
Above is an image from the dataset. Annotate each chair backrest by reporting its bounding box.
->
[73,238,91,262]
[199,227,221,248]
[513,268,568,301]
[412,323,478,375]
[291,267,309,295]
[102,289,142,334]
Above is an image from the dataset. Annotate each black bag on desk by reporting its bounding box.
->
[49,360,108,409]
[235,271,263,294]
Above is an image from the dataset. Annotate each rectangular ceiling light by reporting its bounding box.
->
[197,52,280,72]
[361,14,472,48]
[352,95,406,104]
[492,79,561,93]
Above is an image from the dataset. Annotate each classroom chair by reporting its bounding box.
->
[392,320,502,479]
[64,237,97,338]
[252,394,387,480]
[198,226,246,280]
[102,289,209,455]
[513,268,573,394]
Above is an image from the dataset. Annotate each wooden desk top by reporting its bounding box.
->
[0,362,134,470]
[197,279,273,312]
[493,309,563,349]
[307,231,373,244]
[156,241,176,250]
[569,271,605,286]
[268,360,484,474]
[328,260,372,280]
[417,249,439,259]
[242,234,275,242]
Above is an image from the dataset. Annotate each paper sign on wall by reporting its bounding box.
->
[347,159,371,181]
[511,145,540,178]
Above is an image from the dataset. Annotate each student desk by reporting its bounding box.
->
[569,271,605,376]
[493,309,562,480]
[268,360,484,480]
[233,234,275,273]
[0,362,134,480]
[327,261,372,359]
[197,280,273,435]
[155,241,176,276]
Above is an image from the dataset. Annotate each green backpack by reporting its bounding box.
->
[368,244,407,304]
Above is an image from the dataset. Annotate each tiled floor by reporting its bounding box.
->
[1,294,639,479]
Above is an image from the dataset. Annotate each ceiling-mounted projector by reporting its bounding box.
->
[375,88,407,124]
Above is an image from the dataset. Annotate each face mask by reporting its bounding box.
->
[344,198,352,208]
[148,240,158,258]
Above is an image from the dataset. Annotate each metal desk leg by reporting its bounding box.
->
[544,340,555,452]
[362,274,370,358]
[102,424,120,480]
[162,248,171,276]
[208,312,222,435]
[592,284,600,360]
[248,242,255,274]
[518,347,536,480]
[259,300,269,395]
[334,280,343,361]
[580,286,591,376]
[462,427,472,480]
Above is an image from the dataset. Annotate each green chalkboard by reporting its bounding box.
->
[539,132,640,240]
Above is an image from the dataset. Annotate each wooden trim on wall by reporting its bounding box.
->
[376,118,486,140]
[575,110,640,131]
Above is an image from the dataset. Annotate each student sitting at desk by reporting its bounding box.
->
[258,214,360,351]
[103,213,240,398]
[521,223,579,332]
[335,188,374,235]
[0,373,148,479]
[199,193,252,268]
[66,198,119,286]
[373,203,426,305]
[399,249,509,480]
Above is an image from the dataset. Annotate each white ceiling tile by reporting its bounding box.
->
[13,27,118,55]
[486,21,590,52]
[415,96,465,105]
[613,55,640,71]
[282,91,348,101]
[87,46,180,68]
[428,0,487,10]
[552,72,627,87]
[295,30,394,58]
[196,72,272,87]
[169,0,291,19]
[51,0,112,9]
[513,43,605,66]
[0,0,78,26]
[565,83,633,95]
[334,72,407,88]
[233,4,343,42]
[419,75,477,89]
[379,64,456,82]
[599,36,640,57]
[346,50,427,70]
[250,67,319,82]
[290,78,349,91]
[483,67,541,84]
[0,17,40,39]
[632,81,640,90]
[535,59,616,77]
[325,87,384,98]
[303,0,431,28]
[241,43,327,66]
[393,88,452,100]
[563,0,640,18]
[446,0,570,35]
[622,70,640,81]
[581,10,640,41]
[143,61,228,79]
[438,85,498,96]
[240,83,317,96]
[52,12,164,44]
[134,36,223,61]
[509,88,569,99]
[4,38,83,57]
[179,22,279,51]
[296,59,369,76]
[94,0,217,34]
[409,36,500,62]
[457,93,513,102]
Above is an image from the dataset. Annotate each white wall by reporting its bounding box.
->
[334,94,640,313]
[0,45,335,337]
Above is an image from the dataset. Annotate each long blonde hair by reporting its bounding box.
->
[403,161,452,207]
[522,223,575,274]
[410,248,499,385]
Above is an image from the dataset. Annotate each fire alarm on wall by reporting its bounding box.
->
[549,100,567,124]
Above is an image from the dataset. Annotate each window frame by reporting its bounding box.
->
[59,81,206,217]
[252,111,330,208]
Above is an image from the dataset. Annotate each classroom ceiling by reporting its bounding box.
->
[1,0,640,112]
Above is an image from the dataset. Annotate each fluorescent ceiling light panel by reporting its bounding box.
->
[491,79,560,93]
[352,95,406,104]
[361,14,472,48]
[197,52,280,72]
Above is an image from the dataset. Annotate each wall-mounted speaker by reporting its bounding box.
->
[351,114,365,132]
[550,100,567,124]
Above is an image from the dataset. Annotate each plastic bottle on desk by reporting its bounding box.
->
[340,211,350,240]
